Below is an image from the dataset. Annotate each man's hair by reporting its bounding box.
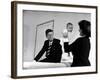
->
[78,20,91,37]
[66,22,73,27]
[45,29,53,36]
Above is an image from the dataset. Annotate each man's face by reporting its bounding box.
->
[46,32,54,41]
[67,24,73,32]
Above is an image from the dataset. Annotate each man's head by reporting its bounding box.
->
[45,29,54,41]
[66,23,73,32]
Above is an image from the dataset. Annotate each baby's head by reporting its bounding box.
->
[66,22,73,32]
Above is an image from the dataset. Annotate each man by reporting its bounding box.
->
[34,29,62,63]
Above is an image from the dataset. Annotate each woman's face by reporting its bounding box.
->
[79,29,83,36]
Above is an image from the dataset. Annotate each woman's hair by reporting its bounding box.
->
[45,29,53,36]
[78,20,91,37]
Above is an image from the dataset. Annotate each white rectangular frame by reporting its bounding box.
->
[11,1,98,78]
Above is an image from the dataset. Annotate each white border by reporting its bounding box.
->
[17,3,96,76]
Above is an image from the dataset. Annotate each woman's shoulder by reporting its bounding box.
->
[78,37,89,40]
[76,37,90,43]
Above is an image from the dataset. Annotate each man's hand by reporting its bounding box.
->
[33,59,37,62]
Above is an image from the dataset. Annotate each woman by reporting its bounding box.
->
[64,20,91,67]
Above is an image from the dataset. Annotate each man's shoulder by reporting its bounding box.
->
[54,38,60,43]
[44,40,48,43]
[44,38,60,43]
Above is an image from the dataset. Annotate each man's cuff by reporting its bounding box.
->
[34,58,38,61]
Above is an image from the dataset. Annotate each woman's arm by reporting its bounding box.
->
[64,38,79,53]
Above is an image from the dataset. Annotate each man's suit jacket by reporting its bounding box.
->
[34,38,62,63]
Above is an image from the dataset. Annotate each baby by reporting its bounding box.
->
[60,29,73,63]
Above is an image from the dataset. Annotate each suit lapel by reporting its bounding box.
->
[50,39,55,49]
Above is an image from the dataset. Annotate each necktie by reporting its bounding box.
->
[46,41,53,57]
